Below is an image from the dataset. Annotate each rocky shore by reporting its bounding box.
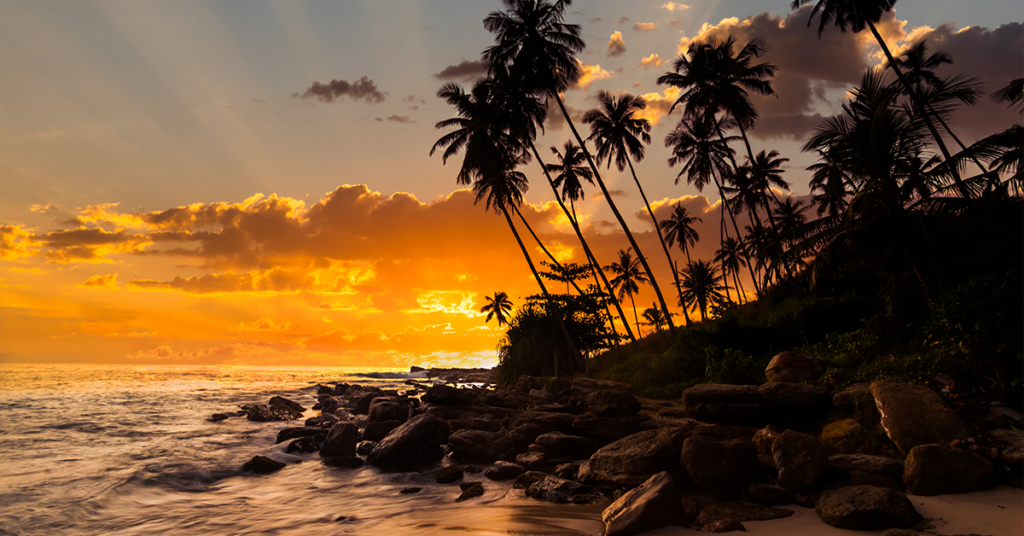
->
[211,356,1023,535]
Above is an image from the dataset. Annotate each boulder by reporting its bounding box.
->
[832,383,879,421]
[821,419,863,441]
[286,436,321,454]
[694,501,793,527]
[305,413,340,428]
[516,451,546,471]
[534,431,599,459]
[602,472,693,536]
[870,382,970,455]
[985,405,1024,429]
[681,435,759,500]
[494,430,531,461]
[368,398,409,423]
[269,396,305,413]
[851,471,904,492]
[436,465,464,484]
[455,482,484,502]
[985,428,1024,470]
[510,411,576,441]
[524,475,592,503]
[589,426,692,487]
[356,440,376,455]
[319,421,358,460]
[242,455,285,474]
[318,396,342,415]
[571,413,653,444]
[361,420,401,442]
[764,351,823,382]
[772,429,827,493]
[317,384,333,395]
[484,461,526,481]
[752,425,781,456]
[367,414,450,468]
[276,426,324,444]
[682,384,765,425]
[758,382,831,428]
[209,413,230,422]
[903,444,995,495]
[828,454,905,481]
[512,471,549,490]
[245,403,302,422]
[554,462,580,480]
[586,390,641,417]
[423,385,477,406]
[449,430,501,461]
[745,482,794,506]
[815,485,921,530]
[351,392,385,415]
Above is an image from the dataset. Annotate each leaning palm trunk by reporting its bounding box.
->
[708,158,761,295]
[530,142,637,344]
[501,206,586,372]
[625,156,693,327]
[512,205,586,296]
[554,94,677,329]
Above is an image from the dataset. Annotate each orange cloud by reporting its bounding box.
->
[79,274,118,289]
[634,22,657,33]
[573,60,614,90]
[640,53,664,68]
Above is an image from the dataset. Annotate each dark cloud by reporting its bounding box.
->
[615,17,630,23]
[432,60,488,82]
[291,76,386,104]
[593,189,630,200]
[544,96,585,130]
[387,115,414,124]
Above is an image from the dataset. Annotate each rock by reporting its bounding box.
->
[554,462,580,480]
[318,396,342,415]
[436,465,464,484]
[571,413,653,444]
[832,383,879,420]
[510,411,575,441]
[772,430,826,493]
[333,383,349,396]
[765,351,823,382]
[903,444,995,495]
[815,485,921,530]
[570,376,633,396]
[399,487,421,494]
[243,455,286,474]
[494,430,531,461]
[276,426,324,444]
[451,413,502,433]
[602,472,692,536]
[350,392,386,415]
[525,475,592,503]
[484,461,526,481]
[681,435,759,500]
[821,419,863,441]
[586,390,641,417]
[269,396,305,413]
[851,471,904,492]
[449,429,501,461]
[758,382,831,428]
[320,421,358,460]
[534,431,599,459]
[985,405,1024,429]
[356,440,376,455]
[589,426,692,487]
[827,454,904,480]
[245,403,302,422]
[423,385,477,406]
[682,384,765,425]
[745,482,794,506]
[367,414,450,468]
[752,425,781,456]
[286,436,322,453]
[209,413,230,422]
[455,482,484,502]
[362,420,401,442]
[368,398,409,423]
[317,384,334,395]
[870,382,970,455]
[697,518,746,532]
[516,451,546,471]
[691,423,759,441]
[306,414,340,428]
[985,428,1023,469]
[529,388,555,402]
[695,501,794,525]
[512,471,549,489]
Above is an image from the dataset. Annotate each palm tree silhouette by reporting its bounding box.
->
[604,248,648,337]
[584,90,687,327]
[714,237,749,303]
[481,291,514,326]
[659,204,702,267]
[640,303,668,334]
[679,260,726,322]
[484,0,677,331]
[807,149,853,218]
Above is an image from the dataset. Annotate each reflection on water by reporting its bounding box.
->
[0,364,606,535]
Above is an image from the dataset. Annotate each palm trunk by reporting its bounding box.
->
[867,20,974,199]
[554,93,676,330]
[628,292,641,339]
[530,141,637,344]
[733,267,747,304]
[512,204,586,296]
[710,122,762,295]
[718,203,733,303]
[625,155,692,327]
[501,206,585,372]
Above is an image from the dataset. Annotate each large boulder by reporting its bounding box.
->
[368,398,409,423]
[509,411,575,441]
[484,461,526,481]
[764,351,823,382]
[602,472,693,536]
[986,428,1024,470]
[422,385,477,406]
[772,429,827,493]
[319,421,358,460]
[903,444,995,495]
[361,420,401,442]
[588,426,692,487]
[815,485,921,530]
[534,431,599,459]
[448,429,501,461]
[571,413,653,444]
[828,454,905,481]
[367,414,450,468]
[832,383,880,421]
[681,384,765,425]
[870,382,970,455]
[351,392,386,415]
[586,390,641,417]
[681,435,759,500]
[525,475,592,503]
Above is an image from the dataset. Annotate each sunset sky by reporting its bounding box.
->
[1,1,1020,367]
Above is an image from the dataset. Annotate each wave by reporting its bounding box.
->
[350,371,428,380]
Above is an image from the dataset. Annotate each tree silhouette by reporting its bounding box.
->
[679,260,726,322]
[604,248,648,337]
[481,291,514,326]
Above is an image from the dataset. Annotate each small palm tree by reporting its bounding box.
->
[714,237,749,303]
[679,260,726,322]
[659,203,702,266]
[604,249,648,336]
[641,303,668,334]
[481,292,514,326]
[546,141,594,222]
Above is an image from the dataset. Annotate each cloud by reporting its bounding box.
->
[662,2,689,11]
[79,274,118,289]
[130,262,375,295]
[615,17,630,24]
[291,76,386,104]
[432,60,488,82]
[634,86,681,125]
[387,115,414,124]
[640,53,664,68]
[572,60,614,90]
[607,31,626,57]
[29,204,53,213]
[231,318,292,332]
[634,22,657,33]
[544,96,585,130]
[0,225,43,260]
[593,189,630,200]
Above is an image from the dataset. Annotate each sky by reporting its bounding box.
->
[1,0,1021,367]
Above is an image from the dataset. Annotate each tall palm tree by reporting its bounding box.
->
[790,0,974,198]
[679,260,726,322]
[604,248,648,336]
[481,291,514,326]
[484,0,677,331]
[584,90,687,326]
[807,149,853,218]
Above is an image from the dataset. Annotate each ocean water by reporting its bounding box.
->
[0,364,605,536]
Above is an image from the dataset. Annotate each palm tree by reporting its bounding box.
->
[604,248,648,336]
[807,149,853,218]
[484,0,677,331]
[679,260,726,322]
[659,204,702,266]
[714,237,749,303]
[481,291,514,326]
[790,0,974,198]
[584,90,687,326]
[547,141,593,222]
[641,303,668,333]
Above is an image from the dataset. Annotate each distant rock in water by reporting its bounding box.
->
[245,396,305,422]
[243,455,285,474]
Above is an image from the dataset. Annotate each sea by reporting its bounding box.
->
[0,363,605,536]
